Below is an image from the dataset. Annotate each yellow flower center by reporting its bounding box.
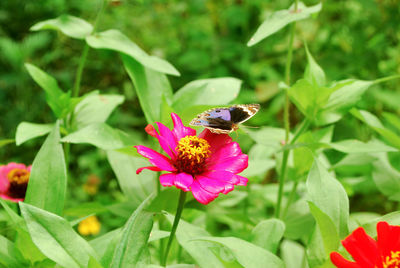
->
[7,168,30,199]
[175,136,211,175]
[7,168,30,185]
[383,251,400,268]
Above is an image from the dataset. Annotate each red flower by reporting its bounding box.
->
[330,221,400,268]
[135,113,249,204]
[0,162,31,202]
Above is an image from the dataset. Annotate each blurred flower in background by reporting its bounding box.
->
[0,162,31,202]
[78,215,101,236]
[83,174,101,195]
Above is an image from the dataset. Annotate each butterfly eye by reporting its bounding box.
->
[215,110,220,113]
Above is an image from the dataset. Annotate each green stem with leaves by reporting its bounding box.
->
[162,190,187,266]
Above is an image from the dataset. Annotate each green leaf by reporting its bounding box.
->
[351,109,400,150]
[165,214,224,268]
[0,235,27,268]
[251,219,285,253]
[316,80,374,125]
[306,160,349,237]
[122,55,173,123]
[194,237,284,268]
[280,240,307,268]
[15,122,54,145]
[172,78,242,112]
[247,2,322,46]
[73,92,124,130]
[308,202,340,256]
[86,29,179,76]
[247,127,287,150]
[110,195,154,268]
[287,79,331,120]
[20,203,98,268]
[304,44,326,87]
[89,229,121,262]
[25,122,67,215]
[383,112,400,132]
[0,139,14,148]
[329,139,397,153]
[30,15,93,39]
[372,153,400,201]
[106,151,155,204]
[25,63,74,118]
[61,123,133,150]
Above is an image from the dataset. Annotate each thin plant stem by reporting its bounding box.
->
[275,119,310,219]
[282,180,299,219]
[162,190,187,266]
[373,74,400,84]
[275,0,300,219]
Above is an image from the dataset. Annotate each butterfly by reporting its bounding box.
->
[189,104,260,134]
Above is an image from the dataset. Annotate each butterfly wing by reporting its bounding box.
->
[229,104,260,124]
[190,108,234,134]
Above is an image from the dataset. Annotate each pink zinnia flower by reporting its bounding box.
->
[330,221,400,268]
[0,162,31,202]
[135,113,249,204]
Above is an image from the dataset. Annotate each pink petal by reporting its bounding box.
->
[136,166,163,174]
[198,129,232,153]
[201,170,239,194]
[155,122,177,159]
[171,113,196,140]
[159,173,176,187]
[207,154,249,174]
[234,175,248,186]
[196,175,227,194]
[173,173,193,192]
[190,180,218,205]
[0,193,23,203]
[134,145,176,172]
[209,142,242,163]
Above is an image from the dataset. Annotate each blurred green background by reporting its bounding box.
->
[0,0,399,225]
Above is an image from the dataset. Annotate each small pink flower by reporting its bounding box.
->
[135,113,249,204]
[0,162,31,202]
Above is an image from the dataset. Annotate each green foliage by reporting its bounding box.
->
[1,0,400,267]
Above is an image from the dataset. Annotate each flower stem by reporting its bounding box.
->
[275,119,310,219]
[373,74,400,84]
[275,0,300,219]
[162,190,187,266]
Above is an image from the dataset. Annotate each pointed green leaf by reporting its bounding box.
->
[329,139,397,153]
[248,2,322,46]
[86,29,179,76]
[25,63,73,118]
[308,202,340,256]
[280,240,307,268]
[20,203,98,268]
[304,44,325,87]
[251,219,285,253]
[122,55,173,123]
[31,15,93,39]
[306,160,349,237]
[61,123,133,150]
[110,195,154,268]
[25,122,67,215]
[172,78,242,112]
[15,122,54,145]
[194,236,284,268]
